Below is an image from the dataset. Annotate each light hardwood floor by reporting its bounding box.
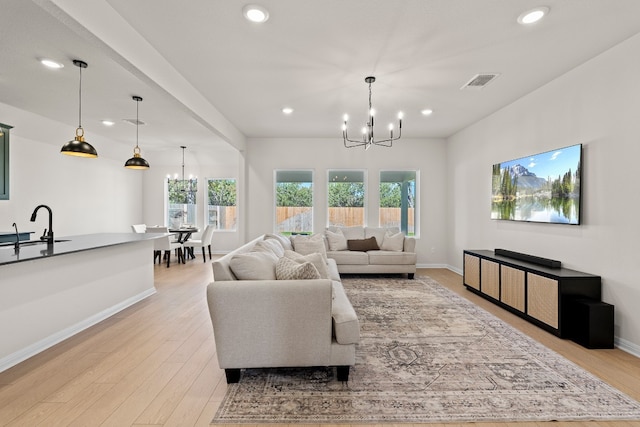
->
[1,259,639,427]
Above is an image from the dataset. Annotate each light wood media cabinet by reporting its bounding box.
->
[463,249,608,345]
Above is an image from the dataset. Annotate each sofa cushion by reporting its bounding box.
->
[347,236,380,252]
[291,234,328,261]
[325,228,348,251]
[253,238,285,258]
[368,250,417,265]
[284,250,329,280]
[364,227,388,247]
[380,230,405,251]
[337,226,365,240]
[275,256,321,280]
[331,281,360,344]
[326,250,369,265]
[264,233,293,251]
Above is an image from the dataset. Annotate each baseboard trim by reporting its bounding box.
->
[615,337,640,358]
[0,288,156,373]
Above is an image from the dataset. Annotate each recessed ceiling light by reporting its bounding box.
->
[243,5,269,23]
[40,59,64,69]
[421,109,433,116]
[517,6,549,25]
[282,107,293,115]
[101,120,115,126]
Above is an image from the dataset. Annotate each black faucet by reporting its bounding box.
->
[30,205,54,244]
[12,222,20,251]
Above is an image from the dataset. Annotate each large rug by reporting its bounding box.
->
[213,276,640,424]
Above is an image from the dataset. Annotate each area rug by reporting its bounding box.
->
[213,276,640,424]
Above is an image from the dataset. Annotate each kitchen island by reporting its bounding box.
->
[0,233,160,372]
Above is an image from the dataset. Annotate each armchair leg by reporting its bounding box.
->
[408,273,415,280]
[225,368,241,384]
[336,365,350,382]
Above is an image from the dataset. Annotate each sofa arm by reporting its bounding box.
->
[404,236,416,252]
[207,279,333,369]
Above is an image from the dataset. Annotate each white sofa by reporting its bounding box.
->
[207,234,360,384]
[321,226,417,279]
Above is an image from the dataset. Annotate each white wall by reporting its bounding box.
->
[0,104,142,237]
[244,137,448,267]
[446,33,640,352]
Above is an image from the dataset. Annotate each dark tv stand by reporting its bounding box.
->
[463,249,613,348]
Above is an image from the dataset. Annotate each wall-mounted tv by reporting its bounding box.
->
[491,144,582,224]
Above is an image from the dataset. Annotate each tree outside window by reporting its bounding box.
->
[208,178,237,230]
[328,170,365,227]
[275,170,313,234]
[167,178,197,228]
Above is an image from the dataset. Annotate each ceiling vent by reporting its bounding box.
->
[461,73,500,90]
[123,118,146,126]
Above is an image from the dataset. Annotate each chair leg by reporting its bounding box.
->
[165,250,170,268]
[179,248,185,264]
[208,245,212,260]
[201,247,206,262]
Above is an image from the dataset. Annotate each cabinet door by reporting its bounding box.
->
[527,273,559,329]
[501,265,525,312]
[464,254,480,290]
[481,259,500,300]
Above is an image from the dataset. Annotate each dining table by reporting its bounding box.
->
[169,227,200,261]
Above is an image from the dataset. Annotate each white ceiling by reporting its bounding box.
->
[2,0,640,157]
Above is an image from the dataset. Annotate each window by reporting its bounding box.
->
[379,170,417,236]
[207,178,237,231]
[166,178,197,228]
[328,170,366,227]
[275,170,313,234]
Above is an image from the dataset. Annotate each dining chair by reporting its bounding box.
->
[131,224,146,233]
[183,225,215,262]
[153,234,184,267]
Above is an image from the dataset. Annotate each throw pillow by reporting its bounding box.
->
[264,233,293,251]
[291,234,328,262]
[381,231,405,251]
[275,256,321,280]
[325,228,348,251]
[229,251,278,280]
[253,238,285,258]
[284,250,329,279]
[347,236,380,252]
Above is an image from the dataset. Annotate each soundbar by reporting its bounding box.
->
[494,248,562,269]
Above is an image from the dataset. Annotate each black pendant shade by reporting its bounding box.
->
[124,95,150,170]
[61,60,98,158]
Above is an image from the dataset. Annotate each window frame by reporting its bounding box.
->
[205,177,237,232]
[379,170,419,237]
[274,169,314,235]
[326,169,367,228]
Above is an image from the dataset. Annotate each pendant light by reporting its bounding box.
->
[124,96,150,169]
[61,60,98,158]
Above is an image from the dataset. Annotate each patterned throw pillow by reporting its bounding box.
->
[275,256,321,280]
[283,250,330,279]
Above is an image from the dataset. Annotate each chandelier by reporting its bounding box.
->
[342,76,403,149]
[167,146,197,203]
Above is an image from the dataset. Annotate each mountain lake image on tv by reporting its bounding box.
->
[491,144,582,224]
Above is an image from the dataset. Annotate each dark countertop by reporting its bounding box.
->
[0,233,161,266]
